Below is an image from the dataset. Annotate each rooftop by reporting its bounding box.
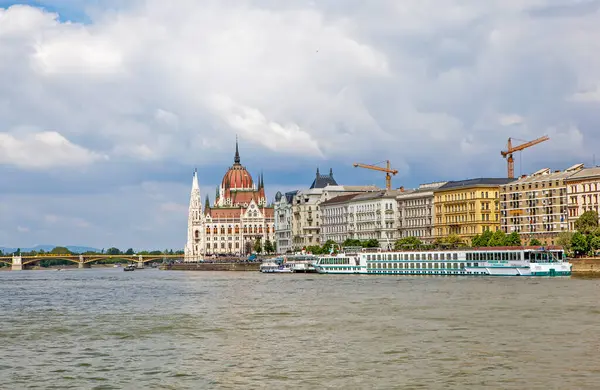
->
[438,178,515,190]
[565,166,600,181]
[319,193,361,206]
[310,167,338,189]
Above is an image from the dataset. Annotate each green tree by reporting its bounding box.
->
[321,240,337,254]
[394,236,423,250]
[125,248,135,255]
[504,231,522,246]
[263,239,274,254]
[106,247,121,255]
[342,238,362,247]
[362,239,380,248]
[571,232,588,256]
[244,241,253,255]
[529,238,542,246]
[472,229,493,247]
[488,230,507,247]
[574,211,599,234]
[50,246,72,255]
[253,238,263,254]
[557,231,574,255]
[444,234,464,247]
[589,236,600,255]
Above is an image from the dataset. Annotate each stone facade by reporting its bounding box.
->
[184,141,274,261]
[396,182,446,243]
[566,166,600,230]
[347,190,402,249]
[273,190,298,254]
[434,178,514,245]
[320,193,361,244]
[500,166,580,245]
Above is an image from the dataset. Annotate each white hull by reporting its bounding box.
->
[314,248,571,277]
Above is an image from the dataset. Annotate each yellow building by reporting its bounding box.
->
[434,178,515,244]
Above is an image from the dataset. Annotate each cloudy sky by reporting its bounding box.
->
[1,0,599,250]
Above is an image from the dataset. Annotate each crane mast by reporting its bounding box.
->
[352,160,398,190]
[500,136,549,178]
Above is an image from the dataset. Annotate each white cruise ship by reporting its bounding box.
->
[313,246,571,277]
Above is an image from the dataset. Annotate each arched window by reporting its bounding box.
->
[220,226,225,234]
[228,225,232,234]
[213,227,218,234]
[195,230,199,239]
[235,225,240,234]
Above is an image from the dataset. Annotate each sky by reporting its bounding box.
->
[1,0,599,250]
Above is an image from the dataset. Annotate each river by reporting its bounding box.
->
[0,269,599,389]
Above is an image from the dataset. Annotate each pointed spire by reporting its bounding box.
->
[234,135,241,164]
[205,195,210,210]
[316,167,320,177]
[215,185,219,199]
[329,168,333,177]
[191,168,199,191]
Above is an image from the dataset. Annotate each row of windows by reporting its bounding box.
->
[367,253,459,261]
[367,262,473,269]
[318,257,350,265]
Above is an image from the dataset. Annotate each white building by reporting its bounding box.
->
[273,190,298,254]
[396,182,446,243]
[321,190,403,249]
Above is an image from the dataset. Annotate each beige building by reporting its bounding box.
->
[499,165,582,245]
[566,166,600,230]
[290,168,377,250]
[396,182,446,243]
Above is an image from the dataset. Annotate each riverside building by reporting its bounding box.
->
[396,182,446,243]
[566,166,600,230]
[499,166,581,245]
[321,190,402,249]
[273,190,298,254]
[184,140,274,261]
[289,168,377,251]
[434,178,514,245]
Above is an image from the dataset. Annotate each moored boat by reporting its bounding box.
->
[313,246,571,277]
[123,265,136,271]
[259,261,293,273]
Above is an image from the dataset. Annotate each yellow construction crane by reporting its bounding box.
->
[500,136,550,178]
[353,160,398,191]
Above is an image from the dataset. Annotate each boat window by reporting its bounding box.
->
[434,253,438,260]
[434,263,439,269]
[453,253,458,260]
[466,253,471,261]
[427,254,432,260]
[410,254,414,260]
[367,255,371,261]
[440,263,445,269]
[474,262,478,267]
[460,263,464,269]
[524,251,530,261]
[428,263,433,269]
[416,254,421,260]
[454,263,459,269]
[393,254,398,260]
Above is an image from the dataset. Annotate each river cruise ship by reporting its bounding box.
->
[313,246,571,277]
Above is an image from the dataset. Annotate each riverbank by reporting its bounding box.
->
[160,262,260,271]
[570,258,600,277]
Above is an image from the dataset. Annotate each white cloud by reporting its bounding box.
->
[0,130,107,169]
[1,0,600,248]
[17,226,30,233]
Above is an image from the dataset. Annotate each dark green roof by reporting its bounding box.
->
[438,178,515,190]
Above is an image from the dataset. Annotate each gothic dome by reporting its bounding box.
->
[221,139,254,190]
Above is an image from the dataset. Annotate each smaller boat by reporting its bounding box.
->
[123,265,136,272]
[260,261,293,273]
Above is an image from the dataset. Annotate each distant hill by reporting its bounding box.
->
[0,245,101,254]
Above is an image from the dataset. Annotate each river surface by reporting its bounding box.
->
[1,269,599,389]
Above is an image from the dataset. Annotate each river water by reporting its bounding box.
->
[0,269,599,389]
